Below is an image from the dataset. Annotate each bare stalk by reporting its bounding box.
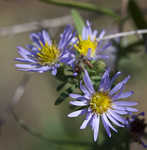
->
[98,29,147,41]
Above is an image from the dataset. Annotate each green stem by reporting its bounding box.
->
[10,108,94,147]
[41,0,120,20]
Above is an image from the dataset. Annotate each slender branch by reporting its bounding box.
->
[9,74,94,146]
[41,0,120,19]
[10,108,93,146]
[0,15,73,37]
[11,74,31,106]
[98,29,147,41]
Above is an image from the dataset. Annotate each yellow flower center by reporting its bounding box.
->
[74,36,98,57]
[90,92,112,114]
[37,42,60,65]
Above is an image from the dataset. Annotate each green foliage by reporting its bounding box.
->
[41,0,120,19]
[71,9,85,35]
[128,0,147,50]
[55,87,73,105]
[128,0,147,29]
[99,128,130,150]
[16,1,147,150]
[56,82,67,91]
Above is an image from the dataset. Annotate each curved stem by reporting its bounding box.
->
[41,0,120,19]
[10,108,93,146]
[9,74,94,147]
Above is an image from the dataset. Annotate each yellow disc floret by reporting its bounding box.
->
[37,42,60,65]
[90,92,112,114]
[74,36,98,57]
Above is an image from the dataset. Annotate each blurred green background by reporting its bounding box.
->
[0,0,147,149]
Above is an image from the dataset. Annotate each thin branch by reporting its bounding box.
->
[9,74,94,146]
[98,29,147,41]
[0,75,31,130]
[0,15,73,37]
[10,108,93,146]
[11,74,31,106]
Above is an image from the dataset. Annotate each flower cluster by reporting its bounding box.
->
[16,25,75,75]
[73,21,109,60]
[15,21,139,142]
[15,21,109,75]
[68,69,138,141]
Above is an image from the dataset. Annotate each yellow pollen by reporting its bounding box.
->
[74,35,97,57]
[90,92,112,114]
[37,42,60,65]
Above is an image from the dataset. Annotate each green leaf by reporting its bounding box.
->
[128,0,147,51]
[128,0,147,29]
[71,9,85,34]
[56,82,67,91]
[54,92,68,105]
[55,87,73,105]
[91,76,101,81]
[41,0,120,20]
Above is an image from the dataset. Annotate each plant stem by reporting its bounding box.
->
[10,108,94,147]
[41,0,120,19]
[98,29,147,41]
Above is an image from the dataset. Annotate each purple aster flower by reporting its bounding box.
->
[73,21,110,60]
[15,25,75,75]
[127,112,147,148]
[68,69,138,141]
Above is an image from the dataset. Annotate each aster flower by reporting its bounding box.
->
[73,21,110,60]
[127,112,147,148]
[15,25,75,75]
[68,69,138,141]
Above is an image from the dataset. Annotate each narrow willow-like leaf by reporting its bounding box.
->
[128,0,147,51]
[71,9,85,34]
[56,82,67,91]
[128,0,147,29]
[55,88,73,105]
[41,0,120,19]
[55,92,68,105]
